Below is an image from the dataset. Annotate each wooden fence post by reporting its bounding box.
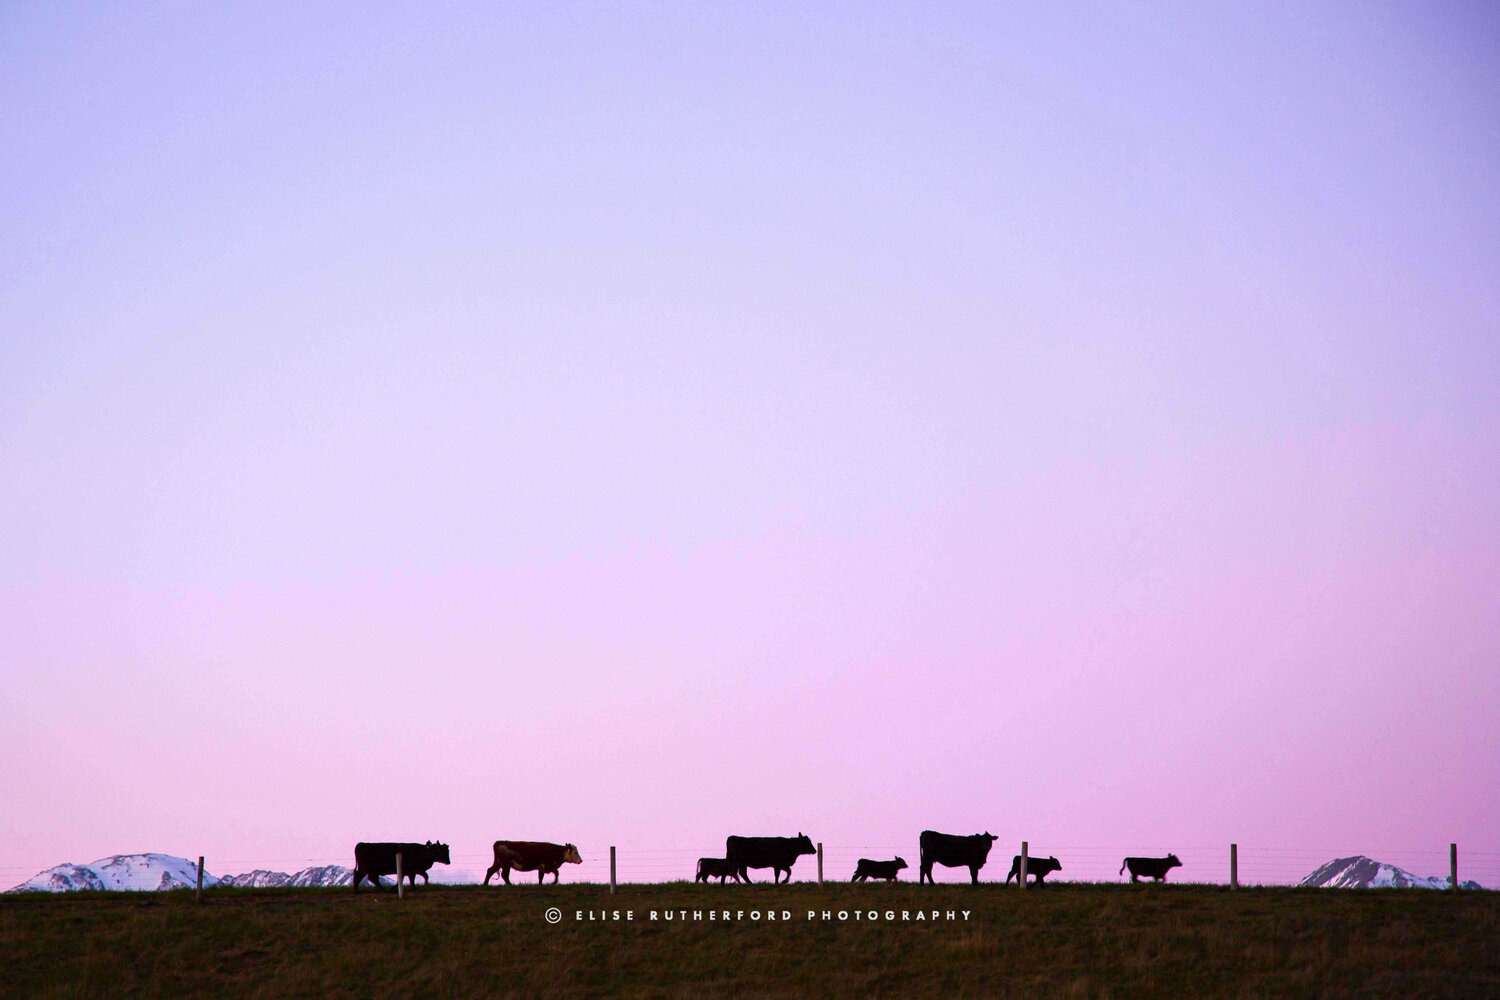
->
[397,853,404,899]
[1231,843,1238,890]
[1019,841,1028,890]
[610,846,617,895]
[817,843,824,885]
[196,856,204,904]
[1451,843,1458,891]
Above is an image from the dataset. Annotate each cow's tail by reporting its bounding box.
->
[695,859,705,880]
[1119,862,1127,876]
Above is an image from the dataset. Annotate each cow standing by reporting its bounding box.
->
[484,841,583,885]
[1121,854,1182,883]
[352,841,450,892]
[695,857,744,883]
[725,833,816,884]
[1005,855,1062,886]
[852,857,908,882]
[918,830,997,884]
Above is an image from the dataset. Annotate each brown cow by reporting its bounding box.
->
[484,841,583,885]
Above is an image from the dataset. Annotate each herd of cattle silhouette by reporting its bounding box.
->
[350,833,1184,891]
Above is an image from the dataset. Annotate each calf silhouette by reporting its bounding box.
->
[1005,855,1061,885]
[851,857,907,882]
[1121,854,1182,883]
[695,857,744,883]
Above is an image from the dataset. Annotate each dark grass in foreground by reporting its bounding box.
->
[3,882,1497,999]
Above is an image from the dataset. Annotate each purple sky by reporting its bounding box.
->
[3,2,1498,887]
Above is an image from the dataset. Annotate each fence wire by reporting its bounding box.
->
[5,844,1497,891]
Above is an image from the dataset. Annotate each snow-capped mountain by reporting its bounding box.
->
[7,854,360,892]
[218,865,352,888]
[8,854,218,893]
[1300,856,1483,890]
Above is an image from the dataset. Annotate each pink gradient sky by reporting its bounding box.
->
[3,2,1498,887]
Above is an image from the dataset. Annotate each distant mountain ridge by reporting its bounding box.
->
[1300,855,1483,890]
[7,854,353,892]
[217,865,353,888]
[8,854,217,893]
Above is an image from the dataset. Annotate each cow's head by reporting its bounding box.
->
[1166,854,1182,868]
[1048,857,1061,869]
[894,857,908,870]
[426,841,451,865]
[563,844,583,864]
[795,833,815,856]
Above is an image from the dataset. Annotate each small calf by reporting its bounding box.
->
[696,857,743,883]
[1121,854,1183,883]
[852,857,908,882]
[1005,855,1062,885]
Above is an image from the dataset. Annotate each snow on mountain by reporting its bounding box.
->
[9,855,358,892]
[1299,856,1483,890]
[286,865,353,887]
[218,865,353,888]
[8,854,218,893]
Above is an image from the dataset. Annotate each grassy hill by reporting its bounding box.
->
[3,881,1497,998]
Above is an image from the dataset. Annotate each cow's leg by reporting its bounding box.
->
[920,862,932,884]
[484,863,498,886]
[502,866,512,885]
[970,865,980,885]
[352,869,364,892]
[551,869,560,884]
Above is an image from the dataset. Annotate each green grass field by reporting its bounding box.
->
[3,881,1497,998]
